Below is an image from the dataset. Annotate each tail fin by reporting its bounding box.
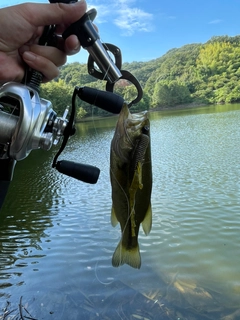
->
[112,241,141,269]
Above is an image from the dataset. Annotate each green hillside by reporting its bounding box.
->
[40,35,240,119]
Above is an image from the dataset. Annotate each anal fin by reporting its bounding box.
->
[142,203,152,235]
[111,206,119,227]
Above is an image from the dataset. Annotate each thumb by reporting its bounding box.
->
[22,0,87,27]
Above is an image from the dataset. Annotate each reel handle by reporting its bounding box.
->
[55,160,100,184]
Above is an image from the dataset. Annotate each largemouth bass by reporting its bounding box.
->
[110,103,152,269]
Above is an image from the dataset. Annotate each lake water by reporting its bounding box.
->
[1,104,240,319]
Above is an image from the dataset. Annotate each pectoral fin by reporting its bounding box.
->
[111,205,119,227]
[142,203,152,235]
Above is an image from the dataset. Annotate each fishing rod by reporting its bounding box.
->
[0,0,143,210]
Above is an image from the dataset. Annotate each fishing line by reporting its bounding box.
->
[85,40,126,280]
[86,38,138,273]
[94,260,115,285]
[88,37,146,270]
[89,39,119,171]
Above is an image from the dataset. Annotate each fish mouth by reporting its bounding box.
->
[111,104,149,162]
[123,107,149,146]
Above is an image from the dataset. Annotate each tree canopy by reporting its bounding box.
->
[40,35,240,118]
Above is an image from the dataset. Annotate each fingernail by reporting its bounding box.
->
[23,51,36,61]
[74,43,80,51]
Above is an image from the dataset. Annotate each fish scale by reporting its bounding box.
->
[110,104,152,269]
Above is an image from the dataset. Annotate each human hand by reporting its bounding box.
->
[0,0,87,84]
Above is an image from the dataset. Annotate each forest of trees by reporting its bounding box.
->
[40,35,240,119]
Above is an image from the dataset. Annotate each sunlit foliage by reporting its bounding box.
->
[40,35,240,118]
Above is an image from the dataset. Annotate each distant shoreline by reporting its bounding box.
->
[77,102,207,122]
[77,101,240,122]
[151,102,207,112]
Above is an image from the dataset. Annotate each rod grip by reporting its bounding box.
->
[77,87,124,114]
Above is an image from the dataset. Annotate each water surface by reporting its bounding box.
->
[1,104,240,319]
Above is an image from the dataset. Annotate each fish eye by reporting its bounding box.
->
[142,126,149,134]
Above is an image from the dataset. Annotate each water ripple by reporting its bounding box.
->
[1,107,240,318]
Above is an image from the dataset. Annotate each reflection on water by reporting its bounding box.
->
[1,104,240,319]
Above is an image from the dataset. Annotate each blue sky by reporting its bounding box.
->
[2,0,240,64]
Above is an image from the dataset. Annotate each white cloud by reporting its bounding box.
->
[89,0,153,36]
[114,8,153,36]
[208,19,223,24]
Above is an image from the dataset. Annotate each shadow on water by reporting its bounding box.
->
[1,104,240,319]
[0,149,60,299]
[1,272,240,319]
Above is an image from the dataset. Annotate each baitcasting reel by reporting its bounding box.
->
[0,2,143,210]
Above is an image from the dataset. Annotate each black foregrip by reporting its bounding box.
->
[56,160,100,184]
[77,87,124,114]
